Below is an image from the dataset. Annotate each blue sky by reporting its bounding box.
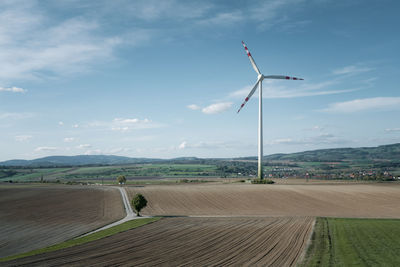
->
[0,0,399,161]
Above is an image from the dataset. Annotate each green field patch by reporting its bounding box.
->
[0,168,72,182]
[59,164,219,180]
[301,217,400,266]
[0,217,161,263]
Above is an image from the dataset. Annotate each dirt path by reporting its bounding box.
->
[118,186,134,216]
[80,186,149,237]
[6,216,314,267]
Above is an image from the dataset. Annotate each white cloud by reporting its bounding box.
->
[117,118,138,123]
[178,141,187,149]
[112,117,163,131]
[87,121,105,127]
[332,65,373,76]
[0,1,315,88]
[362,77,378,86]
[197,11,243,26]
[229,87,251,98]
[72,124,79,128]
[58,121,64,126]
[63,137,75,142]
[176,140,248,151]
[0,112,33,120]
[112,126,129,132]
[187,104,201,110]
[202,102,232,114]
[77,144,91,149]
[15,135,32,142]
[303,125,324,131]
[279,20,311,32]
[250,0,304,21]
[230,80,356,100]
[188,102,233,114]
[35,146,57,152]
[108,147,131,154]
[0,3,122,85]
[88,117,164,132]
[124,0,212,21]
[268,133,347,146]
[84,149,102,155]
[113,118,150,124]
[312,125,324,131]
[0,86,26,93]
[0,0,315,89]
[323,97,400,113]
[270,138,294,145]
[385,128,400,133]
[249,0,309,31]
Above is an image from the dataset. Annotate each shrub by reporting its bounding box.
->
[132,193,147,216]
[251,179,275,184]
[117,175,126,185]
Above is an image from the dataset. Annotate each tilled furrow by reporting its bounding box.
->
[5,217,315,267]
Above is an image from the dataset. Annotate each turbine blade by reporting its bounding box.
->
[242,41,261,75]
[264,75,304,80]
[237,80,260,113]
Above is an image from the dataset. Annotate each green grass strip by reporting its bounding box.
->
[0,217,161,263]
[300,217,400,267]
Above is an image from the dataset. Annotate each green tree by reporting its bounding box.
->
[132,193,147,216]
[117,175,126,185]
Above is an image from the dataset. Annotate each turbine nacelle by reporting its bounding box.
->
[237,41,304,113]
[238,41,304,180]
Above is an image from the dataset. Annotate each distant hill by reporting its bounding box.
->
[0,155,162,167]
[1,143,399,167]
[263,143,400,162]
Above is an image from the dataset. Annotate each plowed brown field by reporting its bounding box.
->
[126,183,400,218]
[0,184,124,258]
[3,182,399,266]
[5,216,314,267]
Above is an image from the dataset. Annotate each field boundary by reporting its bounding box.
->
[297,217,316,265]
[299,217,400,266]
[4,216,314,266]
[79,186,151,237]
[0,217,161,263]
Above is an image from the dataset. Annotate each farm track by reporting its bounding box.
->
[80,186,149,237]
[126,183,400,218]
[0,185,124,258]
[5,216,314,267]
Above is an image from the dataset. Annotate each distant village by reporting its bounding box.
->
[264,167,398,181]
[218,162,399,181]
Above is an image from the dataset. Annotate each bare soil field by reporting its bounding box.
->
[126,183,400,218]
[5,216,314,267]
[0,184,124,258]
[270,178,388,185]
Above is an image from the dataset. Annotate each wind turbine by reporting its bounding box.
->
[237,41,303,180]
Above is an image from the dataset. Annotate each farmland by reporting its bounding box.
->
[126,183,400,218]
[0,164,220,183]
[1,143,400,183]
[0,184,124,258]
[1,181,400,265]
[4,217,314,267]
[2,160,399,185]
[301,217,400,266]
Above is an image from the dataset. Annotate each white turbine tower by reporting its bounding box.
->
[238,41,303,180]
